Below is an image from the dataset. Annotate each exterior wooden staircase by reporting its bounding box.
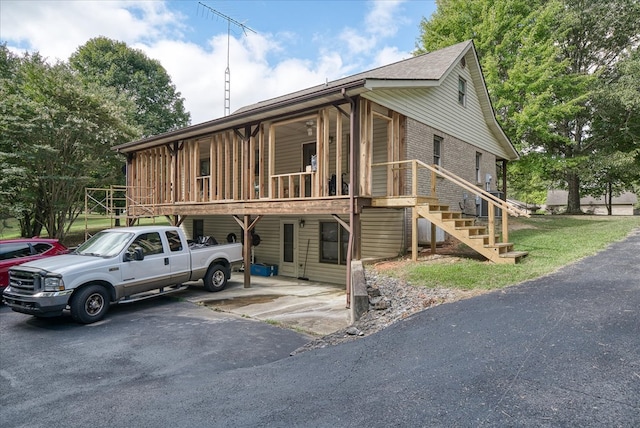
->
[371,160,531,265]
[415,202,528,264]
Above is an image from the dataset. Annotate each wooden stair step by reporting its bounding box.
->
[427,204,449,212]
[455,226,486,234]
[500,251,529,261]
[469,234,500,242]
[416,199,527,265]
[444,220,475,228]
[486,243,513,249]
[431,211,462,220]
[486,242,514,254]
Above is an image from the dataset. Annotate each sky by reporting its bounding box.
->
[0,0,437,125]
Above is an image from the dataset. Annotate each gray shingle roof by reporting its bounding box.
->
[234,40,472,115]
[113,40,481,153]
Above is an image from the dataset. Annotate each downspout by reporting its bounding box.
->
[342,88,356,308]
[501,159,508,198]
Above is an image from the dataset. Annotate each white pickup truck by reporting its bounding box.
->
[3,226,243,324]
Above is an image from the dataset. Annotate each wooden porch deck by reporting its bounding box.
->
[127,196,372,217]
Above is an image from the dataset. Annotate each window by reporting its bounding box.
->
[433,136,442,167]
[476,152,482,183]
[165,231,183,252]
[458,77,466,106]
[193,219,204,242]
[320,222,349,265]
[0,243,32,260]
[200,159,210,176]
[32,243,52,254]
[128,232,164,256]
[283,223,294,263]
[302,142,316,170]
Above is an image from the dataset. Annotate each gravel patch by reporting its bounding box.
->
[291,265,481,355]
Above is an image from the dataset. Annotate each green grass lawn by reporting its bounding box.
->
[373,215,640,291]
[0,215,170,247]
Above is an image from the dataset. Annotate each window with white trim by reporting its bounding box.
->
[433,136,442,167]
[476,152,482,183]
[319,222,348,265]
[458,77,467,106]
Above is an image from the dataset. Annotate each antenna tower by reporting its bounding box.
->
[198,2,256,116]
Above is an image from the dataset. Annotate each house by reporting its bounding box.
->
[111,40,528,298]
[546,190,637,215]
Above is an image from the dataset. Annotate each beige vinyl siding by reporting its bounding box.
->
[268,111,350,197]
[182,215,280,265]
[371,115,390,196]
[271,127,308,175]
[182,216,240,245]
[297,216,346,284]
[184,209,405,286]
[184,214,348,285]
[328,115,351,190]
[362,52,513,160]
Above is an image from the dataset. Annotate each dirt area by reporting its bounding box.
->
[292,242,490,355]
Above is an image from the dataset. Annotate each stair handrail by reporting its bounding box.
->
[427,163,530,218]
[371,159,530,218]
[372,159,530,246]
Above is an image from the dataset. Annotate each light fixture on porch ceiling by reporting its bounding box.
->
[306,120,314,136]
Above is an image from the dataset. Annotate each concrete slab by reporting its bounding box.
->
[180,275,351,336]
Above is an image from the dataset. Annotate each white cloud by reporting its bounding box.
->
[1,1,183,61]
[365,0,406,38]
[0,0,417,125]
[339,27,378,55]
[336,1,411,68]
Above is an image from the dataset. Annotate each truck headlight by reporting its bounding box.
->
[43,276,65,291]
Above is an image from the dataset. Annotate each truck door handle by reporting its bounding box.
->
[164,258,169,265]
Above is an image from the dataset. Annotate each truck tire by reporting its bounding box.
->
[203,264,227,292]
[70,285,110,324]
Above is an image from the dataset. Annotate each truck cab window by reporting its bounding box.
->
[129,232,164,256]
[165,231,183,252]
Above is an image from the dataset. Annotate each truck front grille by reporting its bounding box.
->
[9,270,40,293]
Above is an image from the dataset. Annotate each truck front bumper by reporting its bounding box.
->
[2,287,72,317]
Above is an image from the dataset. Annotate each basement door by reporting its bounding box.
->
[279,220,298,277]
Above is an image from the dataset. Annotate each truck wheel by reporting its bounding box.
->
[70,285,110,324]
[203,264,227,292]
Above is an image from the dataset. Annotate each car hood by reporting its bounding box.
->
[15,254,115,275]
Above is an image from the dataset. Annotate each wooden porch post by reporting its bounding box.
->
[343,90,360,308]
[233,215,263,289]
[412,207,419,261]
[243,214,251,288]
[431,222,437,255]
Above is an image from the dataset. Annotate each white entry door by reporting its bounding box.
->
[279,221,298,277]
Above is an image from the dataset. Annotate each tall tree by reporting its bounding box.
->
[416,0,640,212]
[69,37,191,136]
[585,47,640,213]
[0,46,139,239]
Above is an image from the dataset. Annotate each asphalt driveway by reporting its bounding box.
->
[1,229,638,427]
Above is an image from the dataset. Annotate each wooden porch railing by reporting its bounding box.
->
[270,171,316,199]
[372,160,530,245]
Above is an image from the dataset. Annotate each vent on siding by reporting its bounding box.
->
[460,57,466,69]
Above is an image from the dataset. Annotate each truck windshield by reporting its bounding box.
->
[75,231,134,258]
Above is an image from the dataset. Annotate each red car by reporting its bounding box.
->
[0,238,68,292]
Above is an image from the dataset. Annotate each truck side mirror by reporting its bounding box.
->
[124,247,145,262]
[133,247,144,261]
